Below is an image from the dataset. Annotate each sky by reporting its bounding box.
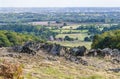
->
[0,0,120,7]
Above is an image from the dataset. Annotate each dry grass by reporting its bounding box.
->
[0,49,119,79]
[0,60,24,79]
[23,59,120,79]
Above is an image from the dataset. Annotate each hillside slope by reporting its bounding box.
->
[0,47,119,79]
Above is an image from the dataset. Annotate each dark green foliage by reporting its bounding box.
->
[88,27,101,34]
[0,30,40,47]
[0,23,57,40]
[76,26,87,30]
[63,23,67,26]
[56,20,62,24]
[102,24,120,32]
[76,25,101,34]
[0,12,118,24]
[64,36,74,41]
[76,24,120,35]
[0,33,11,47]
[84,37,91,42]
[92,30,120,49]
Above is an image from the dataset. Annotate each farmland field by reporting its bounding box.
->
[56,33,89,41]
[62,24,80,29]
[51,29,88,33]
[49,41,92,49]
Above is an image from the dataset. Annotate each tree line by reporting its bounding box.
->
[92,30,120,49]
[0,23,57,40]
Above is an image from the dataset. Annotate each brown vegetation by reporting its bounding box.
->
[0,60,23,79]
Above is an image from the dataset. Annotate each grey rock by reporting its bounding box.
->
[70,46,87,56]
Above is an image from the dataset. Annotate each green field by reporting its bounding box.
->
[51,29,88,33]
[62,24,80,29]
[50,24,93,49]
[48,41,92,49]
[56,33,89,41]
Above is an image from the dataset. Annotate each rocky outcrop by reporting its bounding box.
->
[41,43,68,56]
[108,68,120,73]
[13,41,43,55]
[88,48,119,57]
[68,55,88,65]
[87,49,102,56]
[13,41,88,57]
[12,41,88,65]
[12,41,120,64]
[87,48,120,63]
[13,42,67,56]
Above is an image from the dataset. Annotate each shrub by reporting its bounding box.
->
[0,60,24,79]
[64,36,74,41]
[0,30,41,47]
[84,37,91,42]
[92,30,120,49]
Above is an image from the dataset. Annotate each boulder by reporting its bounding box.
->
[96,49,102,56]
[101,48,112,56]
[18,41,43,55]
[108,68,120,73]
[88,48,120,57]
[46,55,57,61]
[12,46,22,52]
[68,55,88,65]
[49,44,61,55]
[87,49,97,56]
[59,46,68,56]
[70,46,87,56]
[111,49,120,63]
[41,43,68,56]
[112,58,120,64]
[111,49,120,57]
[21,46,36,55]
[41,43,53,52]
[87,48,120,64]
[87,48,102,56]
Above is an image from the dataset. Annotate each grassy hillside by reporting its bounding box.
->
[0,48,119,79]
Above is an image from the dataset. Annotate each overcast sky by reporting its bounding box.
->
[0,0,120,7]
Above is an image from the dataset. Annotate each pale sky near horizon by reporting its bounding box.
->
[0,0,120,7]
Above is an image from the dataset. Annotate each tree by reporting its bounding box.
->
[64,36,74,41]
[48,21,50,27]
[84,37,91,42]
[0,33,11,47]
[63,23,67,26]
[92,30,120,49]
[0,31,41,47]
[56,20,61,24]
